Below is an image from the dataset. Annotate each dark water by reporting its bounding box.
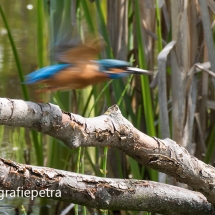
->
[0,0,37,99]
[0,0,37,157]
[0,1,48,214]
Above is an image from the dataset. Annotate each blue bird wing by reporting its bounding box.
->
[25,64,71,84]
[54,34,106,64]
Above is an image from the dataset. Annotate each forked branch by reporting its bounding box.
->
[0,98,215,212]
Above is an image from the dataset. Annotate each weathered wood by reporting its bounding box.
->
[0,158,213,215]
[1,98,215,207]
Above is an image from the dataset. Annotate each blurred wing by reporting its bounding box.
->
[54,34,106,64]
[25,64,71,84]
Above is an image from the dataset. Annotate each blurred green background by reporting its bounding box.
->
[0,0,215,214]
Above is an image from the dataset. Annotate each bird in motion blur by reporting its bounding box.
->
[25,35,153,91]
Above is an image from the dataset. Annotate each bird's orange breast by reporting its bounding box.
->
[39,63,109,90]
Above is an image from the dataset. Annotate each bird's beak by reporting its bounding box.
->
[127,67,154,75]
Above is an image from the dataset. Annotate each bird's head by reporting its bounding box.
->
[96,59,130,79]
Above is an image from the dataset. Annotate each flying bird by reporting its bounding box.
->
[25,35,153,91]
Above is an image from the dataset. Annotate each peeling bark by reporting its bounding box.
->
[0,158,213,215]
[1,98,215,211]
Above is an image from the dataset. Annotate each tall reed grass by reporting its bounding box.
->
[1,0,215,214]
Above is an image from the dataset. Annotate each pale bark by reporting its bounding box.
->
[0,158,212,215]
[0,98,215,212]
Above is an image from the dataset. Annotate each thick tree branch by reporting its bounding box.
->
[0,158,213,215]
[1,98,215,207]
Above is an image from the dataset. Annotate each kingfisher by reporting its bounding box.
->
[25,35,153,91]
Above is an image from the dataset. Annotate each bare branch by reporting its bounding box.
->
[1,98,215,206]
[0,158,213,215]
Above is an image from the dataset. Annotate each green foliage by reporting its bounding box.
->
[0,0,160,213]
[0,4,44,166]
[0,5,29,100]
[1,0,215,214]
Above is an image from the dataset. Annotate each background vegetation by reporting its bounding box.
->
[0,0,215,214]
